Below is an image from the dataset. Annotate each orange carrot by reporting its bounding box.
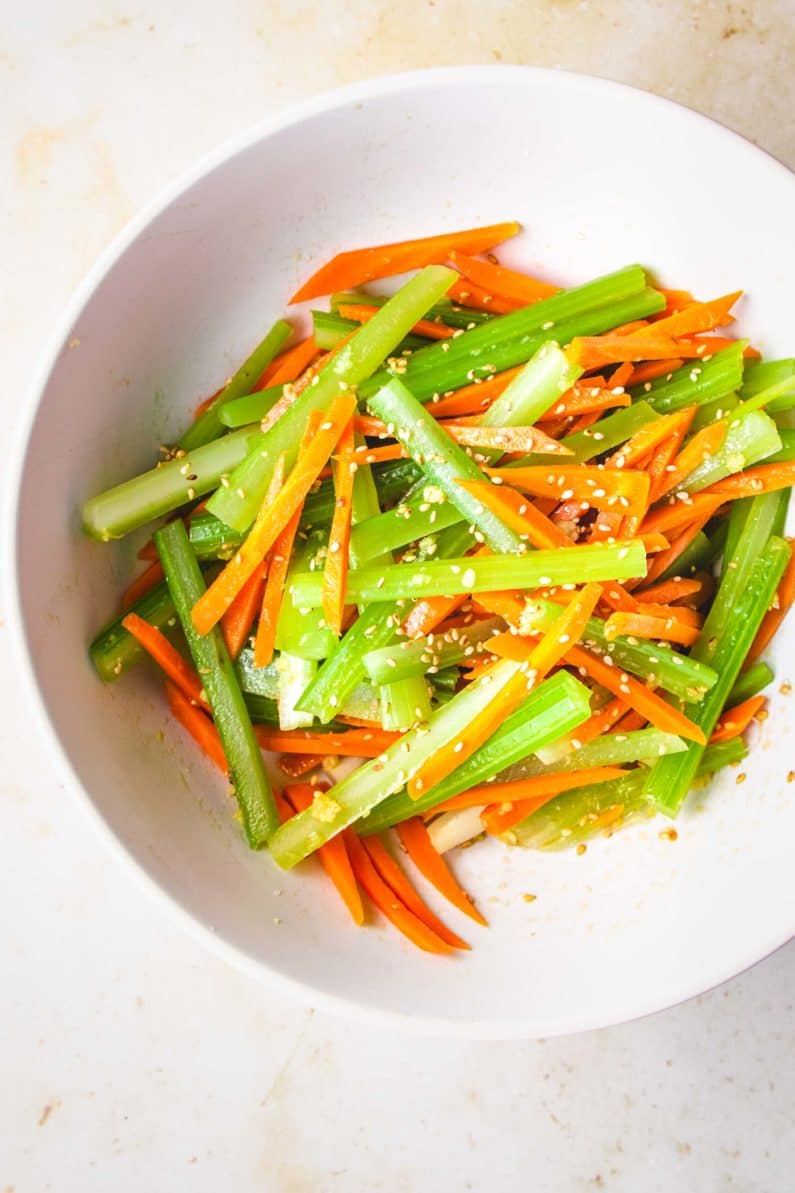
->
[574,697,628,745]
[121,559,165,610]
[447,276,522,314]
[569,331,690,370]
[746,541,795,662]
[604,610,700,648]
[396,817,487,926]
[633,601,702,628]
[655,421,728,499]
[607,407,697,470]
[565,643,707,743]
[337,303,455,341]
[634,576,707,606]
[254,727,400,756]
[703,462,795,500]
[403,593,470,639]
[647,407,698,503]
[250,456,297,667]
[487,464,650,520]
[597,583,639,613]
[361,835,469,949]
[164,680,226,772]
[627,358,684,385]
[284,784,365,925]
[427,366,525,418]
[194,387,224,419]
[321,417,356,636]
[710,695,767,744]
[455,480,570,548]
[344,832,454,952]
[643,503,720,586]
[641,493,726,538]
[437,766,626,831]
[257,337,318,388]
[220,559,266,661]
[439,422,571,455]
[449,250,559,304]
[632,291,741,340]
[122,613,205,705]
[658,287,695,312]
[290,222,521,303]
[537,385,631,420]
[193,392,357,636]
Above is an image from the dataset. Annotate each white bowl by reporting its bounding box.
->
[8,67,795,1038]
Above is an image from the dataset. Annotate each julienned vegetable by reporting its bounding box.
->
[82,224,793,955]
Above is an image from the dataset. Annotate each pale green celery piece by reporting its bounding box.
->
[276,653,316,729]
[363,617,503,684]
[681,410,781,493]
[378,675,432,731]
[690,392,739,432]
[349,500,461,567]
[274,532,339,661]
[764,427,795,463]
[180,319,291,451]
[82,423,262,541]
[509,770,649,849]
[562,401,658,463]
[206,265,457,535]
[498,729,686,782]
[479,342,583,431]
[219,382,285,429]
[270,657,532,867]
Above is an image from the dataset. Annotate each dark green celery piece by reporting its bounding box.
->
[632,343,745,414]
[243,693,281,726]
[180,319,291,451]
[90,580,176,682]
[190,512,243,560]
[740,359,795,399]
[643,531,791,817]
[82,423,263,542]
[520,596,717,701]
[312,310,426,353]
[154,520,277,846]
[727,661,774,706]
[359,672,592,834]
[699,738,748,773]
[206,266,457,535]
[562,401,658,463]
[363,617,503,685]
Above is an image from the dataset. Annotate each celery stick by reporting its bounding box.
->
[363,617,503,684]
[499,728,686,781]
[378,675,432,731]
[681,410,781,493]
[634,344,745,414]
[562,401,658,463]
[727,661,774,705]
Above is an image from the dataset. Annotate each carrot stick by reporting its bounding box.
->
[537,386,631,420]
[634,576,708,607]
[604,610,700,648]
[254,727,400,756]
[361,835,469,949]
[455,480,570,548]
[290,222,521,303]
[627,358,684,385]
[322,417,356,636]
[428,366,526,418]
[487,464,650,520]
[121,559,165,610]
[565,643,707,743]
[746,541,795,663]
[710,695,767,744]
[403,593,470,639]
[220,559,266,661]
[633,601,702,628]
[257,337,318,388]
[250,457,297,667]
[449,250,559,304]
[658,287,695,312]
[569,331,690,370]
[647,407,697,503]
[640,493,726,537]
[703,462,795,500]
[597,583,639,613]
[338,303,455,341]
[283,784,365,925]
[344,832,454,952]
[607,407,697,470]
[447,276,522,314]
[164,680,226,772]
[193,392,357,636]
[655,421,729,499]
[436,765,626,826]
[396,817,487,926]
[122,613,205,705]
[574,697,628,745]
[632,291,741,340]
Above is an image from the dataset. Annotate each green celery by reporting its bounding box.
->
[378,675,433,731]
[727,661,774,706]
[510,769,648,848]
[219,382,286,429]
[312,310,426,353]
[634,344,745,414]
[740,359,795,399]
[154,520,277,846]
[206,266,456,535]
[363,617,503,685]
[90,580,176,681]
[682,410,781,493]
[180,319,291,451]
[699,738,748,773]
[289,540,647,607]
[764,428,795,463]
[562,401,658,463]
[243,693,281,726]
[499,728,686,781]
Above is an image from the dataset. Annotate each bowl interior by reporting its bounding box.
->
[13,68,795,1036]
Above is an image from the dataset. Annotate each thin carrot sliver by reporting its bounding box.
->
[443,765,627,832]
[290,222,521,304]
[277,753,324,778]
[488,464,650,520]
[455,480,570,548]
[634,577,704,606]
[361,835,469,949]
[655,421,728,499]
[570,331,688,370]
[537,385,631,419]
[447,276,522,314]
[321,417,356,636]
[429,366,525,419]
[344,832,453,952]
[703,462,795,500]
[604,610,699,648]
[254,727,400,756]
[122,613,205,706]
[220,559,266,661]
[258,337,317,388]
[337,303,455,341]
[647,407,697,503]
[607,407,696,470]
[746,541,795,663]
[643,503,719,586]
[396,817,487,926]
[631,291,741,340]
[574,697,628,745]
[710,695,767,744]
[565,643,707,744]
[121,559,165,610]
[449,250,559,304]
[403,593,470,639]
[641,493,725,538]
[165,680,226,772]
[283,784,365,925]
[627,358,684,385]
[192,392,357,636]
